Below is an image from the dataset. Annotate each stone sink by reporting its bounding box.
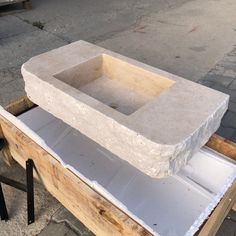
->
[22,40,229,178]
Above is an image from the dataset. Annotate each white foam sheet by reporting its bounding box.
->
[0,106,235,236]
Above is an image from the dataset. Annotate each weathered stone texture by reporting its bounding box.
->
[22,41,229,177]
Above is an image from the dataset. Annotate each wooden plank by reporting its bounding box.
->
[197,181,236,236]
[0,115,14,166]
[233,202,236,211]
[22,0,31,10]
[196,134,236,235]
[206,134,236,161]
[0,97,236,235]
[0,146,15,166]
[0,124,3,138]
[0,0,31,7]
[0,114,152,236]
[4,96,35,116]
[0,0,25,7]
[0,0,31,17]
[0,96,34,166]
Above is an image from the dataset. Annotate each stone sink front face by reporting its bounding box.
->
[22,41,229,178]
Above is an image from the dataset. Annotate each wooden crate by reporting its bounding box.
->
[0,0,31,8]
[0,0,31,16]
[0,96,236,236]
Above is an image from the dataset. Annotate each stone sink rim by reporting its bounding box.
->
[22,40,229,146]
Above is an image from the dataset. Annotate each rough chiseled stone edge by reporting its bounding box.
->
[166,96,229,178]
[22,62,229,178]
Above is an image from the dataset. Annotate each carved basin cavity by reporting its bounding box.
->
[22,41,229,178]
[54,54,175,115]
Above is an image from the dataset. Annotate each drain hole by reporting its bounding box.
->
[109,103,118,109]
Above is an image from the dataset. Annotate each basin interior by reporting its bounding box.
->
[54,54,175,115]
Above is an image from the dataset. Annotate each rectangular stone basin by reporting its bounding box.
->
[54,54,175,115]
[22,40,229,178]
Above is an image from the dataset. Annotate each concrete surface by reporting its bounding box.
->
[13,0,191,43]
[0,158,61,236]
[0,0,236,235]
[200,47,236,143]
[216,210,236,236]
[98,0,236,82]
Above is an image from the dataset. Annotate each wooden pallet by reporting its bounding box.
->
[0,0,31,16]
[0,96,236,236]
[0,0,31,8]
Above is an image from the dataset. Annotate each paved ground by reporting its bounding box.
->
[200,48,236,142]
[0,0,236,235]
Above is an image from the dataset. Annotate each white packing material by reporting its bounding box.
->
[0,106,235,236]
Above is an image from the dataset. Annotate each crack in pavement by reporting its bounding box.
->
[13,14,72,44]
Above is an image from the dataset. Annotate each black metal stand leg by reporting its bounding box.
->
[0,139,35,224]
[0,183,8,221]
[0,138,8,221]
[26,159,34,225]
[0,139,5,150]
[0,150,35,225]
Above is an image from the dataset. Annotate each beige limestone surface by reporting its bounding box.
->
[22,40,229,178]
